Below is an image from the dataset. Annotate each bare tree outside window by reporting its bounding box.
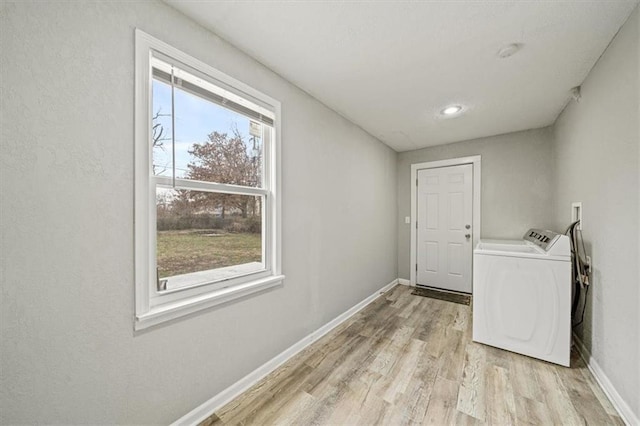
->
[152,110,171,175]
[187,126,262,219]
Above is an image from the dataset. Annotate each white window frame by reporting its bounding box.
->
[134,29,283,330]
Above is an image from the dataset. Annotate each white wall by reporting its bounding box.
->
[553,6,639,420]
[396,127,555,279]
[0,2,397,423]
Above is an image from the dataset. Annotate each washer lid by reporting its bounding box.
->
[476,241,543,254]
[475,232,570,261]
[474,245,569,261]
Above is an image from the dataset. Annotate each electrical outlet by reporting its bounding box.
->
[405,216,411,224]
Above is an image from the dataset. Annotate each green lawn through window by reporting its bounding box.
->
[157,230,261,278]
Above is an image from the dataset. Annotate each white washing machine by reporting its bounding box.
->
[472,229,571,366]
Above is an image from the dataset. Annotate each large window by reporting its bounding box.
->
[135,30,283,330]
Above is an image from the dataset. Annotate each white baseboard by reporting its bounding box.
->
[398,278,411,286]
[573,334,639,426]
[171,278,400,426]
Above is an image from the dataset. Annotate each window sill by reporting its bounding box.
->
[161,262,265,293]
[135,274,285,331]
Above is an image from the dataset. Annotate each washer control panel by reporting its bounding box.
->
[523,229,561,251]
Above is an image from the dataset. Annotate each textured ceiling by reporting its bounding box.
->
[166,1,638,152]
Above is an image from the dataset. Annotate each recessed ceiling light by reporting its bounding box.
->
[441,105,463,116]
[497,43,523,58]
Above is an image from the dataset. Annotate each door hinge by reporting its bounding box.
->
[415,264,418,272]
[416,221,418,229]
[416,178,418,186]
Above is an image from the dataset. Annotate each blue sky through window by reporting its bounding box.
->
[152,79,255,179]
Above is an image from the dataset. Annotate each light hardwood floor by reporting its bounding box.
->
[201,285,623,425]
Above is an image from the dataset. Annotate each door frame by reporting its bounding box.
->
[410,155,481,288]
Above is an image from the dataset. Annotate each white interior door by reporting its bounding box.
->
[416,164,473,293]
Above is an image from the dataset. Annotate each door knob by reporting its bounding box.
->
[465,224,471,229]
[465,234,471,239]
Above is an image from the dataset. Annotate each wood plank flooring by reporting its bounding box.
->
[201,285,623,425]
